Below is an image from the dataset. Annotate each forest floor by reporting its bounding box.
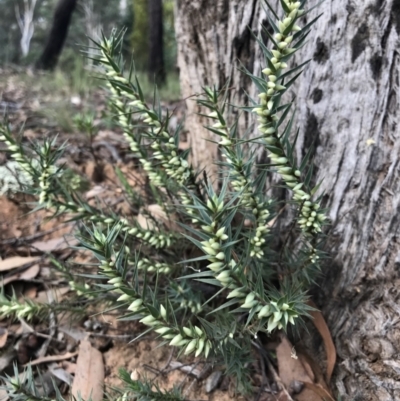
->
[0,68,336,401]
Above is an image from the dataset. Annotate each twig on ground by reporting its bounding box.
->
[1,223,71,245]
[18,318,64,344]
[35,285,57,358]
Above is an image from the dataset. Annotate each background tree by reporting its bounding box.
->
[15,0,38,57]
[175,0,400,399]
[148,0,165,85]
[131,0,148,70]
[35,0,77,70]
[131,0,175,79]
[0,0,52,64]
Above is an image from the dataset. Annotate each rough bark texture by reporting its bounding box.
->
[175,0,400,399]
[175,0,260,178]
[148,0,166,85]
[36,0,77,70]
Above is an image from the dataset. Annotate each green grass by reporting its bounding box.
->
[0,52,181,133]
[134,71,181,102]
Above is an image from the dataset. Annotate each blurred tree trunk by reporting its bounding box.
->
[175,0,400,400]
[82,0,101,67]
[36,0,77,70]
[148,0,165,85]
[15,0,38,57]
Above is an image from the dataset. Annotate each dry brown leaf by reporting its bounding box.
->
[0,327,8,348]
[301,382,336,401]
[29,237,78,253]
[34,286,71,304]
[276,336,312,387]
[137,204,178,231]
[61,360,77,374]
[0,388,8,401]
[276,336,323,401]
[24,351,78,367]
[85,185,105,199]
[2,264,40,286]
[0,256,39,272]
[308,300,336,384]
[71,340,104,401]
[49,365,73,386]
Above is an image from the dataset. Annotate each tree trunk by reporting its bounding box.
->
[15,0,38,58]
[175,0,400,400]
[148,0,165,85]
[35,0,77,70]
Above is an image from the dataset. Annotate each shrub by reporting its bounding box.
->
[0,0,325,399]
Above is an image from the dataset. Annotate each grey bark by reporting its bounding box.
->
[175,0,400,400]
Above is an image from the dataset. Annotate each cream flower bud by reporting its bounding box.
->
[194,326,203,337]
[139,315,157,325]
[273,311,283,322]
[155,327,170,335]
[258,305,271,318]
[117,293,132,302]
[219,138,232,146]
[169,334,183,346]
[283,17,292,25]
[215,227,226,237]
[227,288,245,299]
[195,338,205,357]
[208,261,224,271]
[244,292,255,304]
[216,270,230,282]
[160,304,167,319]
[128,299,143,311]
[184,339,197,355]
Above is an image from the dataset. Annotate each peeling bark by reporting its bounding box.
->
[175,0,400,399]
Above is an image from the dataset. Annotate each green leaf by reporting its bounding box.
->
[283,16,298,36]
[276,102,293,128]
[301,0,325,19]
[304,163,314,188]
[310,180,323,196]
[280,70,304,93]
[195,278,222,286]
[207,298,240,314]
[299,144,314,172]
[279,59,311,81]
[293,29,312,50]
[279,0,291,13]
[262,0,279,20]
[279,111,295,143]
[135,75,145,102]
[178,270,214,280]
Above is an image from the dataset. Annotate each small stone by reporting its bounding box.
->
[289,380,304,394]
[205,370,222,393]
